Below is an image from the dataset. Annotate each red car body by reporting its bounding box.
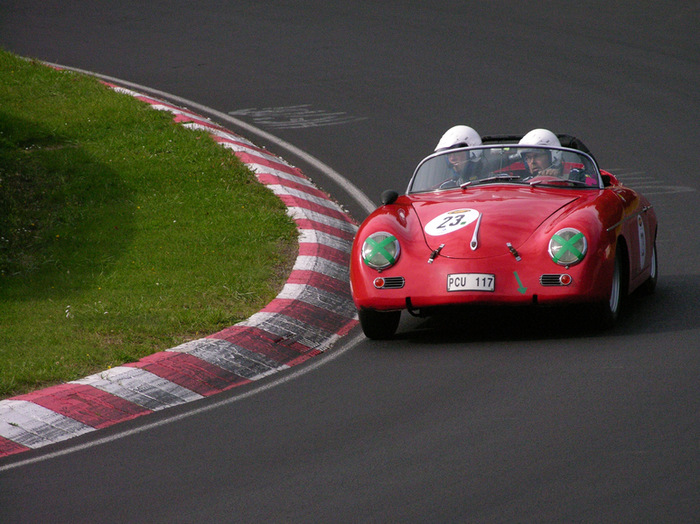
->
[350,137,658,339]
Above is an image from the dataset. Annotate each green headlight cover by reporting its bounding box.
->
[362,232,400,269]
[549,228,587,265]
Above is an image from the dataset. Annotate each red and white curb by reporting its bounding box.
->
[0,84,359,458]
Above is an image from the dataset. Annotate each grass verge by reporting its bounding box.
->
[0,50,299,398]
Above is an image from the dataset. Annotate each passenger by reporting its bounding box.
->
[518,128,563,179]
[434,125,484,186]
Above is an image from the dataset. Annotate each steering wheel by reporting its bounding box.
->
[433,178,459,190]
[528,175,561,183]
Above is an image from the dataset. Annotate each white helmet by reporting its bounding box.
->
[435,125,482,151]
[518,128,562,164]
[519,128,561,148]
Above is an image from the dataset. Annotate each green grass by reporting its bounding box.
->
[0,50,298,398]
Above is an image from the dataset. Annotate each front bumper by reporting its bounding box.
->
[351,251,611,312]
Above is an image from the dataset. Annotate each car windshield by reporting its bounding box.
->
[407,145,602,193]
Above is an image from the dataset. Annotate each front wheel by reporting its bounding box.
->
[358,309,401,340]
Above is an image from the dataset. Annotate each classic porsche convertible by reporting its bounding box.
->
[350,135,658,339]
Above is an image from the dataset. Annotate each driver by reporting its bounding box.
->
[518,128,563,179]
[434,125,484,185]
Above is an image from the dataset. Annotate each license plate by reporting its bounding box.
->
[447,273,495,292]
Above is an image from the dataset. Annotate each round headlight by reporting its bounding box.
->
[549,228,587,266]
[362,232,400,270]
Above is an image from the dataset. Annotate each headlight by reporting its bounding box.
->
[549,228,587,266]
[362,232,400,270]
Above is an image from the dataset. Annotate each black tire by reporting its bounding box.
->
[596,248,624,329]
[640,239,658,295]
[358,309,401,340]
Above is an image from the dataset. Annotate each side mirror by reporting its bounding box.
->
[381,190,399,205]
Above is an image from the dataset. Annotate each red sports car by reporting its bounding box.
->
[350,135,658,339]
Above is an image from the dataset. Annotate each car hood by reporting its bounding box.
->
[411,187,579,258]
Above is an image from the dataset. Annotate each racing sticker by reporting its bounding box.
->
[637,215,646,267]
[424,208,480,237]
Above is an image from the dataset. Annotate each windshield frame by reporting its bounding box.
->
[406,144,603,194]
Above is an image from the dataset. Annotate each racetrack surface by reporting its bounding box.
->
[1,1,698,521]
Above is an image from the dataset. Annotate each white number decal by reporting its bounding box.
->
[425,208,479,236]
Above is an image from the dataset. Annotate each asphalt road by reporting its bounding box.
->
[1,1,698,521]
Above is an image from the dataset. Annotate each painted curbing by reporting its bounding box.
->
[0,83,359,458]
